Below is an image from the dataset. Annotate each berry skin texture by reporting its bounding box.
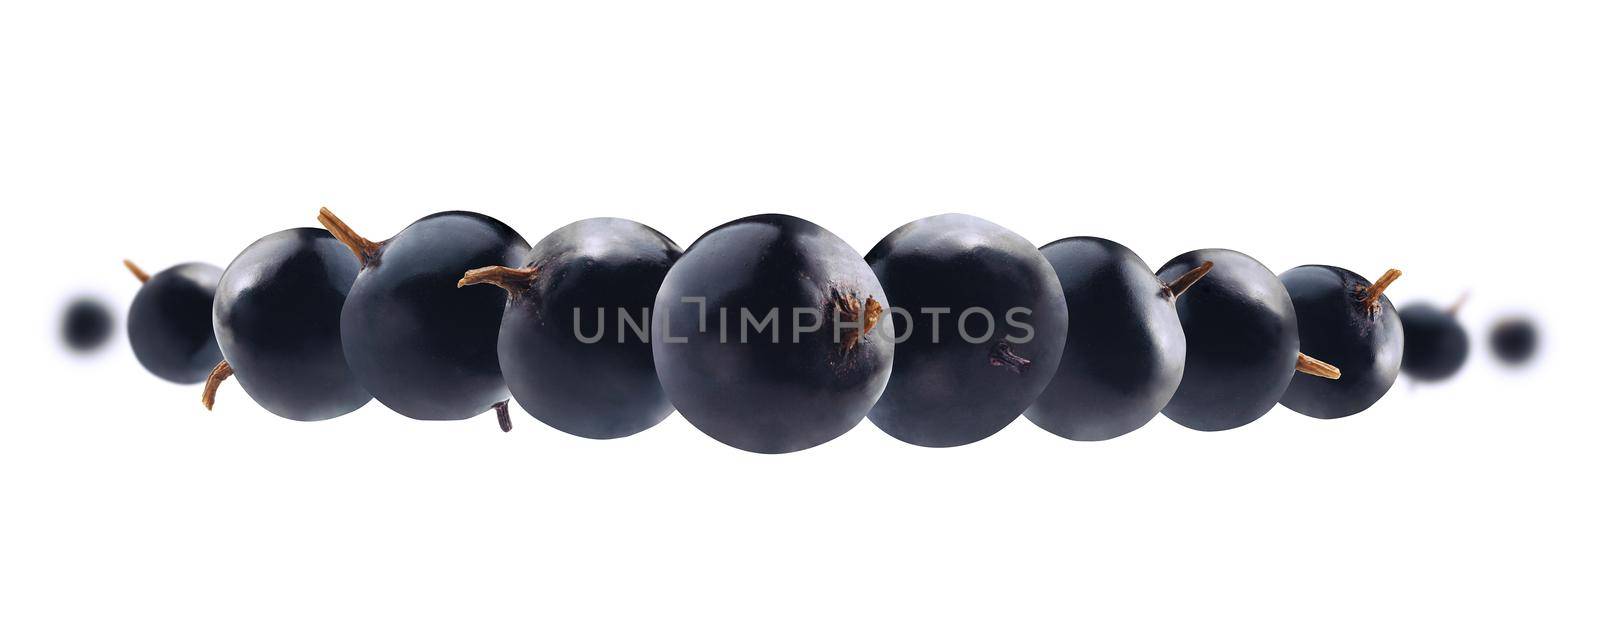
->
[1278,266,1403,419]
[1025,237,1198,441]
[126,261,224,384]
[865,214,1068,447]
[1489,317,1538,365]
[322,209,530,421]
[1399,302,1470,381]
[462,218,683,439]
[208,228,371,421]
[1157,249,1308,431]
[62,297,114,353]
[651,214,893,454]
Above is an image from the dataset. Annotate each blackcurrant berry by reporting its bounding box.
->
[461,218,683,439]
[652,214,893,454]
[1399,297,1470,381]
[864,214,1069,447]
[61,297,114,353]
[202,228,371,421]
[125,260,223,384]
[319,208,529,423]
[1156,249,1340,431]
[1025,237,1210,441]
[1278,266,1403,419]
[1489,316,1538,365]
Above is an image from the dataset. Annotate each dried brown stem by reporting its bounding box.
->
[835,292,884,352]
[124,259,151,283]
[201,361,234,410]
[1295,353,1341,380]
[861,298,884,337]
[1448,291,1469,316]
[1361,268,1402,313]
[494,400,513,433]
[317,207,383,266]
[458,265,539,296]
[1163,261,1213,299]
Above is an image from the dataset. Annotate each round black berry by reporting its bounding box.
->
[1489,316,1538,365]
[125,260,224,384]
[1026,237,1208,441]
[204,227,371,421]
[61,297,114,353]
[865,214,1069,447]
[652,214,893,454]
[462,217,682,439]
[1278,266,1403,419]
[1398,299,1470,382]
[319,207,529,422]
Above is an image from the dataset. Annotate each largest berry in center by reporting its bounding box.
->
[651,214,893,454]
[865,214,1069,447]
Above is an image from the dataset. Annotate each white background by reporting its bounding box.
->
[3,1,1597,638]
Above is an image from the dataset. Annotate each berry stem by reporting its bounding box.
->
[317,207,383,266]
[1361,268,1402,313]
[989,341,1032,374]
[1448,291,1469,316]
[458,265,539,296]
[123,260,151,284]
[493,400,513,432]
[1163,261,1214,299]
[834,292,884,351]
[1295,353,1341,380]
[201,361,234,410]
